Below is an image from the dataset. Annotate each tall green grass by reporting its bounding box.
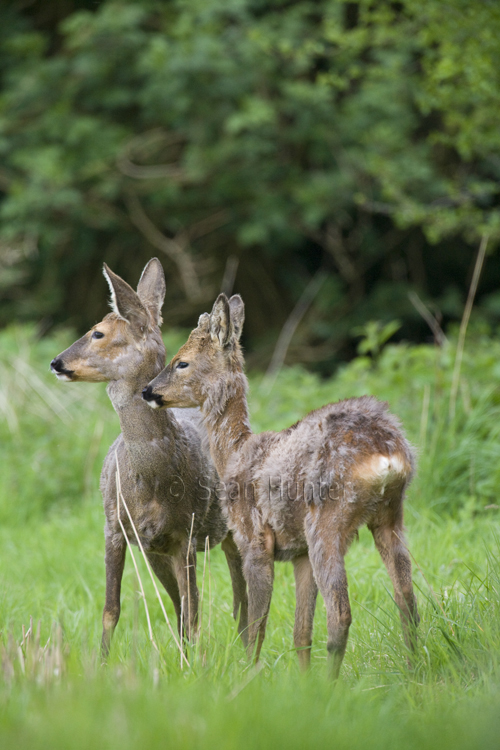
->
[0,324,499,749]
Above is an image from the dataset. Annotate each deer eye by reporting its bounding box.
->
[92,331,105,340]
[176,361,189,369]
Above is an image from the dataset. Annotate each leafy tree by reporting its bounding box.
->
[0,0,499,368]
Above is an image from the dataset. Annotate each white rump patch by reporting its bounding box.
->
[355,454,407,485]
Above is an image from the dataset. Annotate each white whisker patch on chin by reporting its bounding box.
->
[53,371,73,382]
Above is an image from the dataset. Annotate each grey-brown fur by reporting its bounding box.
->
[145,293,419,679]
[50,262,248,657]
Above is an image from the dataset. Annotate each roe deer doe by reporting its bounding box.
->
[143,293,419,679]
[51,262,247,656]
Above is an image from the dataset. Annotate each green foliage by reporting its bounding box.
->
[0,324,188,524]
[2,323,500,526]
[353,318,401,357]
[1,0,500,365]
[1,327,500,748]
[250,328,500,516]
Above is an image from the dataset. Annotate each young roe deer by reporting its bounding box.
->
[50,262,247,656]
[143,293,419,679]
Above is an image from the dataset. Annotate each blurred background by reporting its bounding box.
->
[2,5,500,738]
[1,0,499,371]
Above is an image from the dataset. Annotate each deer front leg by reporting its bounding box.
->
[292,554,318,671]
[101,536,126,661]
[147,553,182,635]
[221,532,249,646]
[243,546,275,662]
[172,539,199,641]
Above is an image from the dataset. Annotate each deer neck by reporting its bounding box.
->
[107,368,177,470]
[201,371,252,478]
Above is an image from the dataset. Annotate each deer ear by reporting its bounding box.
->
[228,295,245,341]
[136,258,166,326]
[209,294,233,347]
[197,312,210,332]
[103,264,149,335]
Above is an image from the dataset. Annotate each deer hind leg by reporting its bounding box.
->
[221,532,249,646]
[242,544,275,663]
[172,541,199,641]
[307,524,352,680]
[101,536,126,661]
[292,554,318,671]
[147,553,182,635]
[370,521,419,654]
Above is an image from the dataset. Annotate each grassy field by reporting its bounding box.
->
[1,324,500,749]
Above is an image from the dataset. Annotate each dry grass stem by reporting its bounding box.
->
[419,384,430,451]
[198,535,210,648]
[180,596,184,669]
[208,541,212,645]
[115,460,190,667]
[227,663,264,702]
[186,512,195,640]
[1,621,66,685]
[115,469,159,655]
[449,234,489,420]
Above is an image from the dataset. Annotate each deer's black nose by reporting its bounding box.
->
[50,357,74,380]
[51,358,63,372]
[142,386,164,407]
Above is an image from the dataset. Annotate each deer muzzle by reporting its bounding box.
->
[142,385,165,409]
[50,358,75,381]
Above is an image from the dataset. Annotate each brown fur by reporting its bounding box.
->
[51,263,248,657]
[145,293,419,679]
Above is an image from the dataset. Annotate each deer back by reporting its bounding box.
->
[144,293,415,554]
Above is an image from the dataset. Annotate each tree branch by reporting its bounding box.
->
[125,192,229,304]
[124,191,202,301]
[117,129,187,181]
[408,291,448,346]
[264,270,327,388]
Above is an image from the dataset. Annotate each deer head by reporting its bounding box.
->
[50,258,166,383]
[143,293,245,409]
